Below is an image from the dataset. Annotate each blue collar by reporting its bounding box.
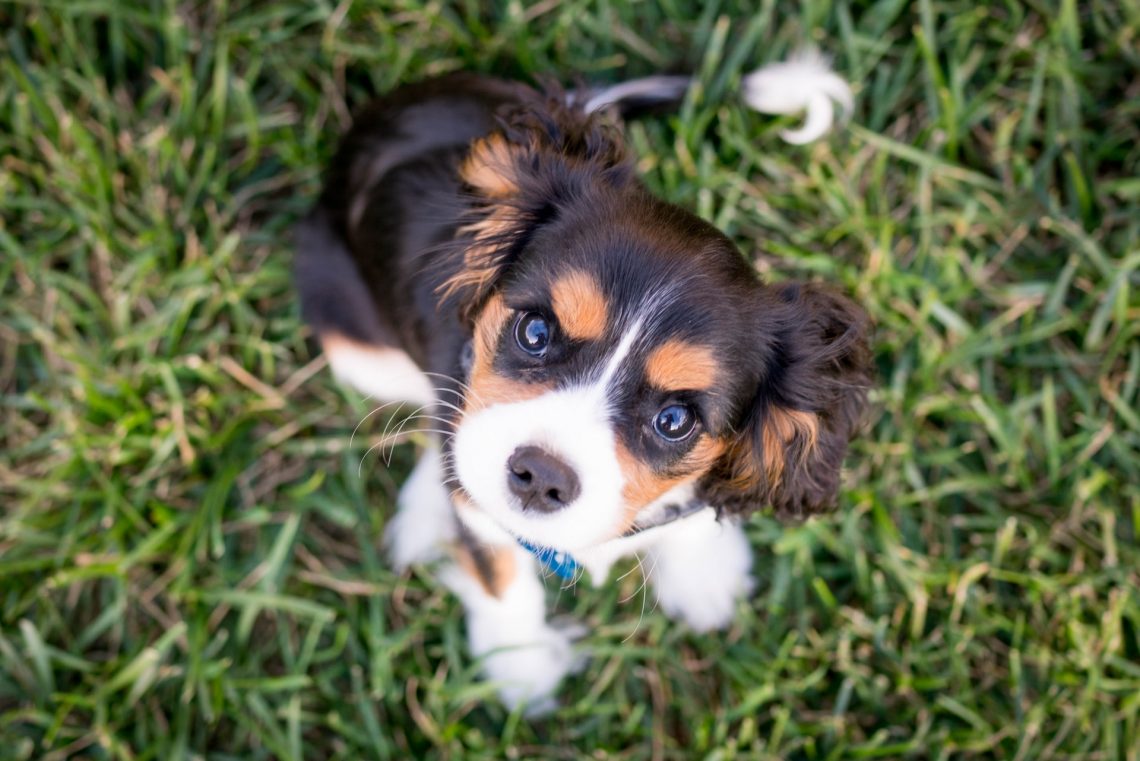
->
[515,500,710,581]
[516,538,580,580]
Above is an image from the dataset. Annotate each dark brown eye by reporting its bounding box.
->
[515,312,551,356]
[653,404,696,441]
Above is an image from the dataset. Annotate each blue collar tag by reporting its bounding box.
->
[517,538,580,580]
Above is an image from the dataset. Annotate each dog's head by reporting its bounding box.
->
[446,90,872,552]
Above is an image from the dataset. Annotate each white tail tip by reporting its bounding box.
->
[741,50,853,144]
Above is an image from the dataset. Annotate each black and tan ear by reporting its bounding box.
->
[699,283,873,519]
[438,89,634,323]
[437,134,531,319]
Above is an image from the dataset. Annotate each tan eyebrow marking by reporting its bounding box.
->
[645,339,719,392]
[550,270,608,341]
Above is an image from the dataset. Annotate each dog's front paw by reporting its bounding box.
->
[385,505,448,570]
[477,620,587,716]
[655,566,753,633]
[650,516,754,633]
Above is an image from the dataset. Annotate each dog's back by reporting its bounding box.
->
[295,74,528,377]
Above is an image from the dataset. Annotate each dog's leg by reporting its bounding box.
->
[645,509,755,632]
[384,446,457,569]
[321,334,436,409]
[321,332,452,568]
[295,208,437,408]
[440,541,586,714]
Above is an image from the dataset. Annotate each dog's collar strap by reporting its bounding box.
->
[623,498,709,538]
[516,500,709,580]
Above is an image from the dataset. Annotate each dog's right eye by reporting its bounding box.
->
[514,312,551,357]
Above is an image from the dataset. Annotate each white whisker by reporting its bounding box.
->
[622,551,659,644]
[382,412,454,466]
[359,427,456,475]
[349,399,412,452]
[422,370,485,408]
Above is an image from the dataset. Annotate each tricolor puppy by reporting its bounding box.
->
[295,60,872,713]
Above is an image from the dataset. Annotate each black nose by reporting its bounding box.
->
[506,445,581,513]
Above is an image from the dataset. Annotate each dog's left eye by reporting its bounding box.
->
[515,312,551,356]
[653,404,697,442]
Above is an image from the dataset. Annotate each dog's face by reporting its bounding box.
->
[447,98,871,552]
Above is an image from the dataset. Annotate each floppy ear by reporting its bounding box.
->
[436,133,534,322]
[438,89,633,323]
[698,282,873,519]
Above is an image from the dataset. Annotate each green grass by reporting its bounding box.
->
[2,0,1139,758]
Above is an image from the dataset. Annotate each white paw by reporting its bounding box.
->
[384,506,447,570]
[656,567,754,632]
[384,448,455,570]
[477,619,587,715]
[649,515,754,633]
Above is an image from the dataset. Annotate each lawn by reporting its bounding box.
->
[2,0,1139,758]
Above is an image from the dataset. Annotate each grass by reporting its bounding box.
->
[2,0,1139,758]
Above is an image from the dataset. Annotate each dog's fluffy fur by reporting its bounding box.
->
[295,69,872,712]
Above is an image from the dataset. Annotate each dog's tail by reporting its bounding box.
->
[580,49,853,145]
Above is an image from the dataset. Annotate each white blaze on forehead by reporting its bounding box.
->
[589,315,645,397]
[584,277,684,399]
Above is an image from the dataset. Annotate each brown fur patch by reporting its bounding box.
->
[465,295,552,412]
[550,270,608,341]
[719,438,761,493]
[760,407,820,487]
[437,207,518,306]
[616,436,726,526]
[471,295,512,361]
[437,136,529,306]
[645,340,719,392]
[453,541,518,599]
[460,134,520,199]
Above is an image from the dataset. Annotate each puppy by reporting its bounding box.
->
[295,64,872,712]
